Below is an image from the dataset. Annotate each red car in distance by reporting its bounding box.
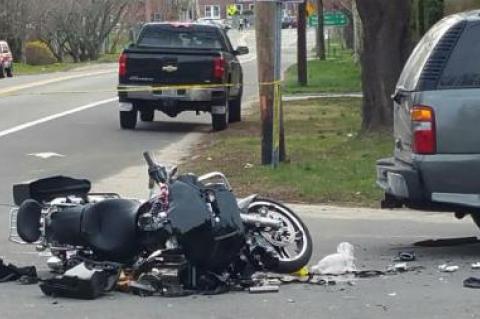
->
[0,41,13,78]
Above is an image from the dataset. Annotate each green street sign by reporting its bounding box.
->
[309,15,318,26]
[324,11,348,26]
[308,11,348,27]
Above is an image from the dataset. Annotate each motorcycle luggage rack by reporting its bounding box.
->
[198,172,232,191]
[8,207,28,244]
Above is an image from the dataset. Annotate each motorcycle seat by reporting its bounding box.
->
[81,199,140,261]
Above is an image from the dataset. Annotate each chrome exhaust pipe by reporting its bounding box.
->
[240,213,283,229]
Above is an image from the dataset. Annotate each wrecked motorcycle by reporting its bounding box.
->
[9,152,312,297]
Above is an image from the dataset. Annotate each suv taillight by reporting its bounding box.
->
[411,105,436,155]
[119,53,127,77]
[213,57,225,80]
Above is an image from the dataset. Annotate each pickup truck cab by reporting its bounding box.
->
[117,22,248,131]
[0,41,13,78]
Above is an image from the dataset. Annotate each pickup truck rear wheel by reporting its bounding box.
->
[120,110,137,129]
[140,110,154,122]
[212,100,229,131]
[229,95,242,123]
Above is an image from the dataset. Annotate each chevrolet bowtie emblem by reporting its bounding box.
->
[162,65,178,72]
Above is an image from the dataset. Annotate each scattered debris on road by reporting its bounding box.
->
[310,242,356,275]
[471,262,480,270]
[463,277,480,289]
[438,264,459,273]
[394,251,416,262]
[0,258,37,284]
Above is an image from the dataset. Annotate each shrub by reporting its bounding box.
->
[25,41,57,65]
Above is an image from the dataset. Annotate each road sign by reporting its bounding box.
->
[254,0,305,3]
[306,1,315,16]
[227,4,238,16]
[324,11,348,26]
[308,11,348,27]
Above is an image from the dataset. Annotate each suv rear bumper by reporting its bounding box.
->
[377,157,480,210]
[376,157,425,202]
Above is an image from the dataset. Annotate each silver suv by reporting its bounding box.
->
[377,11,480,225]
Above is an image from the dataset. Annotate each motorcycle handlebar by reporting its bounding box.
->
[143,151,156,168]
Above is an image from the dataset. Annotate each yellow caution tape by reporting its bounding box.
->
[0,80,284,97]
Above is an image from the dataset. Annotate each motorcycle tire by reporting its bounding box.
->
[248,198,313,273]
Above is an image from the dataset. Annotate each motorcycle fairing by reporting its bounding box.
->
[13,176,91,206]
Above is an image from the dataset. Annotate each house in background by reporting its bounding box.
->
[125,0,197,24]
[197,0,299,20]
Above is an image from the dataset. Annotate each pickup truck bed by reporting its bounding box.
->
[117,23,248,131]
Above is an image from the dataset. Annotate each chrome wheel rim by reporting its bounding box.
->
[248,201,308,262]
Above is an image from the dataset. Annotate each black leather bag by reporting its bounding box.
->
[39,271,108,300]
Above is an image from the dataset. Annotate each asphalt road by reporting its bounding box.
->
[2,28,480,318]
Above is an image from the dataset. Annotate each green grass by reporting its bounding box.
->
[283,49,361,94]
[182,97,393,207]
[14,53,120,75]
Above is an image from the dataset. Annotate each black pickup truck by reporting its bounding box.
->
[117,22,248,131]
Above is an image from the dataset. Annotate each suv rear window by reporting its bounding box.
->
[438,23,480,89]
[137,25,224,50]
[397,17,459,91]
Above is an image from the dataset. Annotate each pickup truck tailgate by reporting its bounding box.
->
[124,50,220,86]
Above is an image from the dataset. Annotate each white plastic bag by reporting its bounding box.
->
[310,242,356,275]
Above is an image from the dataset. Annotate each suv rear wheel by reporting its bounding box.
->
[120,110,137,130]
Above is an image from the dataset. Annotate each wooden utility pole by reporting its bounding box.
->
[255,1,276,165]
[316,0,326,60]
[297,1,307,85]
[145,0,152,22]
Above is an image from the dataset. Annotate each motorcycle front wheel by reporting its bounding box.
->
[248,198,313,273]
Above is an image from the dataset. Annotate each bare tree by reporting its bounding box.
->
[356,0,412,131]
[34,0,129,62]
[0,0,33,62]
[316,0,326,60]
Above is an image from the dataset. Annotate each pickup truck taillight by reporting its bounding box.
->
[411,105,436,155]
[119,53,127,77]
[213,57,225,80]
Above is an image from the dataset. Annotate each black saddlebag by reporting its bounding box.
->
[40,272,107,300]
[168,177,245,271]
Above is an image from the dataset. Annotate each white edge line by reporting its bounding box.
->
[0,97,118,138]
